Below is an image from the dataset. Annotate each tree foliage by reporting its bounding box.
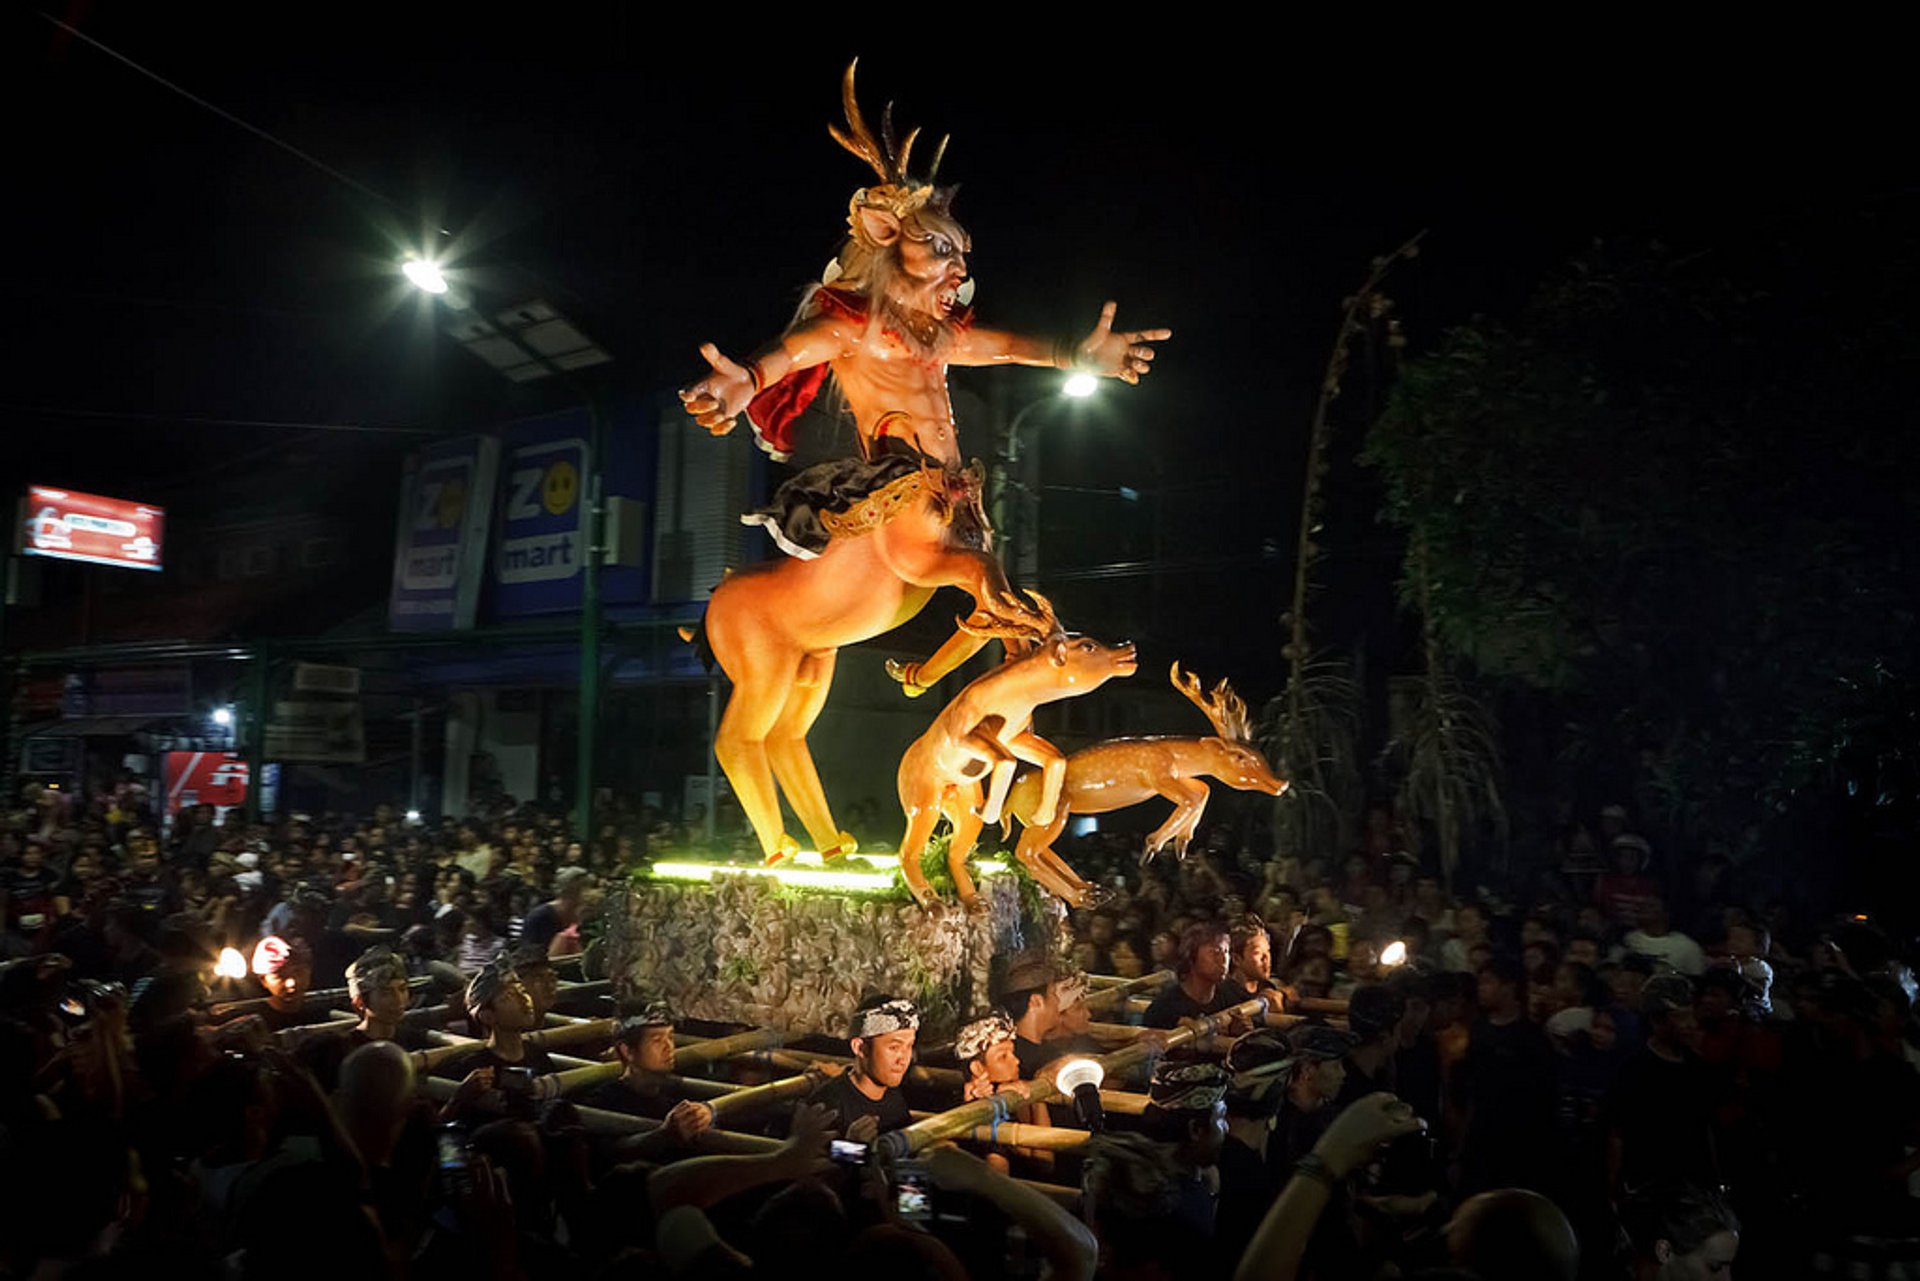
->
[1365,231,1920,846]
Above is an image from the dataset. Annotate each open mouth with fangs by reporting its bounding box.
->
[935,277,972,316]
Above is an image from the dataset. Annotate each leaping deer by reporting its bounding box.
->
[1000,664,1288,906]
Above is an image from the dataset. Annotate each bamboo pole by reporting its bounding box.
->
[667,1027,792,1071]
[209,975,437,1020]
[762,1049,965,1091]
[965,1121,1091,1151]
[875,995,1271,1158]
[1082,970,1172,1012]
[704,1074,814,1122]
[411,1076,1082,1207]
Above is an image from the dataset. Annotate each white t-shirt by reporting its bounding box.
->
[1623,929,1706,976]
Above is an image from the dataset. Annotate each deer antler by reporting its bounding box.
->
[829,59,894,183]
[1170,663,1254,743]
[954,590,1060,647]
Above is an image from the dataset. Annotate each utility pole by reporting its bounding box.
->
[575,393,605,842]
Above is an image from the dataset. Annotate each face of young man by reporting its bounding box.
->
[1236,932,1272,980]
[263,958,312,1010]
[977,1037,1021,1086]
[1193,934,1231,985]
[855,1027,916,1089]
[359,975,411,1025]
[635,1026,676,1074]
[1308,1057,1346,1104]
[484,976,537,1035]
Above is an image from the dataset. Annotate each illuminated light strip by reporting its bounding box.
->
[646,858,1015,894]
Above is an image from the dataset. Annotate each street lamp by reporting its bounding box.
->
[401,256,449,295]
[402,252,613,843]
[996,374,1098,581]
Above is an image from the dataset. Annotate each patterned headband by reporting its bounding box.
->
[1148,1062,1232,1112]
[954,1013,1016,1062]
[851,998,920,1041]
[614,1001,675,1039]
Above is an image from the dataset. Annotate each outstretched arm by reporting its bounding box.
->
[678,312,860,436]
[953,301,1170,385]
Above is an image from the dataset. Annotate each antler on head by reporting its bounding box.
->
[829,59,948,192]
[1170,662,1254,743]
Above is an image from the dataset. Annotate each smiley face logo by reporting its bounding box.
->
[436,478,467,529]
[542,460,578,516]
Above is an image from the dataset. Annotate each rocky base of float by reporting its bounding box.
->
[606,869,1038,1039]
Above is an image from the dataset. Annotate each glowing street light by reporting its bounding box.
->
[1062,371,1099,399]
[1380,940,1409,968]
[402,256,449,295]
[211,706,234,728]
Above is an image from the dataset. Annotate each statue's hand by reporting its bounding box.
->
[1071,302,1171,386]
[678,343,756,436]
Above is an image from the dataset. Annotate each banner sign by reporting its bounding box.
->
[163,751,249,819]
[388,436,498,631]
[18,486,164,571]
[263,699,365,764]
[492,418,587,616]
[490,409,650,617]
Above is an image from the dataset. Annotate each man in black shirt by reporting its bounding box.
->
[440,956,560,1122]
[582,998,713,1157]
[1214,1028,1292,1270]
[811,994,917,1140]
[1266,1022,1359,1175]
[297,944,425,1088]
[1139,1060,1233,1237]
[998,950,1069,1078]
[1458,955,1556,1193]
[1142,920,1253,1029]
[1607,974,1721,1194]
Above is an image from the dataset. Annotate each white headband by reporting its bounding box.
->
[851,998,920,1041]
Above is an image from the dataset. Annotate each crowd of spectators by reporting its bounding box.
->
[2,778,1915,1279]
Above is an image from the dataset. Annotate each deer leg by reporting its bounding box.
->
[942,781,986,906]
[1143,779,1211,862]
[765,650,855,857]
[996,730,1065,827]
[897,798,943,906]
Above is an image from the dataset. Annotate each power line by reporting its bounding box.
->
[36,10,401,212]
[2,405,440,437]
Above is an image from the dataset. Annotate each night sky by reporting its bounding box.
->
[10,11,1901,688]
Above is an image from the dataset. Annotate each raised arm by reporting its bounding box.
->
[678,312,860,437]
[952,301,1170,385]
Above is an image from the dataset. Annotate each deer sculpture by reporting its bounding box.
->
[1000,663,1288,906]
[895,625,1138,906]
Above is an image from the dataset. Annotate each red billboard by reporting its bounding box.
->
[163,751,249,821]
[18,486,164,571]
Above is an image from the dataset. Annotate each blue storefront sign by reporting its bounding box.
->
[490,408,648,618]
[388,436,498,631]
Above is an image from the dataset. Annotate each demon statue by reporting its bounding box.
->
[678,62,1169,866]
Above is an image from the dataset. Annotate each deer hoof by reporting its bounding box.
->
[821,832,858,861]
[885,659,929,698]
[764,834,802,867]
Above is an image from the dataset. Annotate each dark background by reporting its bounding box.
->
[7,12,1911,867]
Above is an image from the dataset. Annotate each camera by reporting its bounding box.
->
[498,1066,536,1096]
[891,1159,934,1223]
[437,1124,473,1199]
[829,1139,869,1164]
